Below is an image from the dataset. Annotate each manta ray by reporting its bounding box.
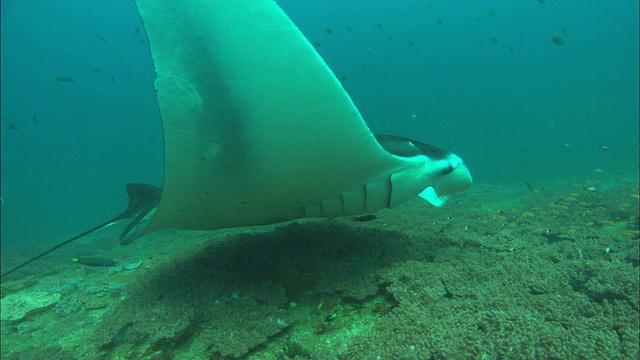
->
[1,0,471,279]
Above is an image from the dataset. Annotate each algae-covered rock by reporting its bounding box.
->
[1,290,61,322]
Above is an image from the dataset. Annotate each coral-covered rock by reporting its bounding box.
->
[1,290,60,322]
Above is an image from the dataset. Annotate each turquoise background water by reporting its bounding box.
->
[1,0,637,248]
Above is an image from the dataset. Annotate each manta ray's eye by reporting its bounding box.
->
[441,163,454,175]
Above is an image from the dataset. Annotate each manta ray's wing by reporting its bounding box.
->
[134,0,471,234]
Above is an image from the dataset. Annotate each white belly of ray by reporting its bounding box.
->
[134,0,444,232]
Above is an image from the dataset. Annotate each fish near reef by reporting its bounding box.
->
[353,214,377,222]
[551,36,565,45]
[73,256,116,267]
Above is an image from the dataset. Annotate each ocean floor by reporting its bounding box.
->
[1,179,638,359]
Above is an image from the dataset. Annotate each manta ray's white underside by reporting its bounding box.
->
[133,0,472,234]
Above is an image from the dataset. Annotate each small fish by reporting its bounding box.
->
[387,34,395,41]
[376,22,384,30]
[551,36,565,45]
[139,39,147,45]
[325,28,333,35]
[73,256,116,267]
[353,214,377,222]
[437,18,443,26]
[339,75,348,82]
[523,181,534,192]
[598,145,612,151]
[593,168,604,173]
[54,76,75,83]
[110,76,116,82]
[134,26,140,34]
[491,37,499,43]
[583,185,598,192]
[92,67,103,75]
[97,34,108,43]
[32,114,37,123]
[408,40,415,46]
[345,25,352,32]
[2,123,18,131]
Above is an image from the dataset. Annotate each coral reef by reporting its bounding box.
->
[1,290,60,322]
[1,182,637,359]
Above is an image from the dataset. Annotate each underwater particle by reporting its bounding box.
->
[72,256,116,267]
[598,145,612,151]
[325,28,333,35]
[551,36,565,45]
